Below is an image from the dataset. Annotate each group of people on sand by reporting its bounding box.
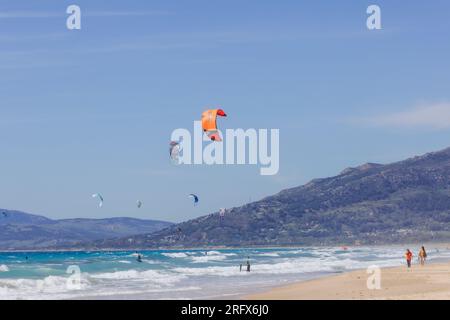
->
[404,246,427,268]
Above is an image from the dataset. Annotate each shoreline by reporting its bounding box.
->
[244,259,450,300]
[1,246,449,300]
[1,242,449,253]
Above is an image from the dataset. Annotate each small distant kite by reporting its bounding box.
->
[92,193,104,208]
[136,200,143,209]
[188,194,199,206]
[169,141,181,164]
[201,109,227,141]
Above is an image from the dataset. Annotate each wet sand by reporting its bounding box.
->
[245,262,450,300]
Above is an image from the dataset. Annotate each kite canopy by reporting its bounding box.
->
[169,141,181,164]
[201,109,227,141]
[92,193,104,208]
[188,194,199,206]
[136,200,143,209]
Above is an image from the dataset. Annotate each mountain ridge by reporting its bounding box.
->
[89,147,450,248]
[0,210,172,250]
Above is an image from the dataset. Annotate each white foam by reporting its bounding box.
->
[189,251,236,263]
[208,251,236,256]
[258,252,280,257]
[1,246,448,300]
[0,265,9,272]
[162,252,189,258]
[191,255,227,263]
[142,259,158,264]
[90,269,186,286]
[129,253,144,257]
[174,265,240,277]
[0,274,91,300]
[0,269,186,300]
[175,254,404,278]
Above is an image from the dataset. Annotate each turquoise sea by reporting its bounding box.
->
[1,246,449,300]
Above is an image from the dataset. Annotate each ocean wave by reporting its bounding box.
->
[0,265,9,272]
[174,255,404,277]
[162,252,189,258]
[188,251,237,263]
[0,269,186,300]
[208,251,236,257]
[0,274,91,300]
[142,259,158,264]
[90,269,186,286]
[207,251,235,256]
[258,252,280,257]
[173,265,240,277]
[0,247,448,300]
[191,256,227,263]
[128,253,144,258]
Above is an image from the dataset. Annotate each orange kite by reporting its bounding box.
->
[201,109,227,141]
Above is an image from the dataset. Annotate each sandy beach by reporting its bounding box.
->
[246,261,450,300]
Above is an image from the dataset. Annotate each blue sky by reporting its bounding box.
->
[1,0,450,222]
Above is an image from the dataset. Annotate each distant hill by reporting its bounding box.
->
[91,147,450,248]
[0,210,172,250]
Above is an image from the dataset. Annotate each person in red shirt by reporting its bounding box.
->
[405,249,413,268]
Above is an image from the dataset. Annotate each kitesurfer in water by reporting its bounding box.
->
[246,257,251,272]
[137,254,142,263]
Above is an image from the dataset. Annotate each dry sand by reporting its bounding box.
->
[245,262,450,300]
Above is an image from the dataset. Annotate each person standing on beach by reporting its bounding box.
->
[246,257,251,272]
[418,246,427,266]
[405,249,413,268]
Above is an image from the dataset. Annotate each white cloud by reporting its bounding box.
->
[361,103,450,129]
